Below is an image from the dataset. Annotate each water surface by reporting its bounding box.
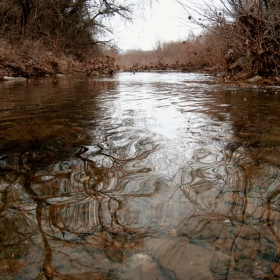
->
[1,72,280,279]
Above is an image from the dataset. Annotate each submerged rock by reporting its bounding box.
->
[144,237,215,280]
[117,253,163,280]
[120,253,152,271]
[210,250,235,276]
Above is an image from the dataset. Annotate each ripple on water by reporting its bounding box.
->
[1,73,280,279]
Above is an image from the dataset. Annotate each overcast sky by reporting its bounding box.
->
[105,0,204,51]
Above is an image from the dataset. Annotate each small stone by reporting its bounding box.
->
[243,248,258,260]
[248,75,262,83]
[235,236,246,250]
[69,253,80,260]
[233,250,243,262]
[3,76,27,81]
[124,242,136,250]
[142,262,157,272]
[82,176,90,182]
[170,229,177,238]
[210,250,235,275]
[101,258,110,266]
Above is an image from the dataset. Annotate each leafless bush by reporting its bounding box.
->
[178,0,280,77]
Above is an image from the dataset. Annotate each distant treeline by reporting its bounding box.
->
[119,34,225,73]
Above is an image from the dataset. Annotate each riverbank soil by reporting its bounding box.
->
[0,40,117,79]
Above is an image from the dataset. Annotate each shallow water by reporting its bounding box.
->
[1,72,280,279]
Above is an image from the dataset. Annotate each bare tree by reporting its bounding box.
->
[0,0,145,58]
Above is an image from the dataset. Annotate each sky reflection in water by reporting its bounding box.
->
[0,72,280,279]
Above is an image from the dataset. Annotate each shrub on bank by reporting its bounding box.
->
[180,0,280,84]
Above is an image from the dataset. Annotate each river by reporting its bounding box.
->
[0,72,280,279]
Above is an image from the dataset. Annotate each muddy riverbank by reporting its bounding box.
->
[0,41,117,79]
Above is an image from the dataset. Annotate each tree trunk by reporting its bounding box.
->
[17,0,32,36]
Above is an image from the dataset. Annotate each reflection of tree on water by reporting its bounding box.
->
[152,87,280,279]
[2,77,280,279]
[13,97,272,280]
[0,132,159,279]
[142,139,280,279]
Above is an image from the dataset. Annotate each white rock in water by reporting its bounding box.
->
[3,76,27,81]
[120,253,152,271]
[248,75,262,83]
[3,76,15,80]
[117,253,163,280]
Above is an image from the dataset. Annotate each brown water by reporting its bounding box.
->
[0,72,280,279]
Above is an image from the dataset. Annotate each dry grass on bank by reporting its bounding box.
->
[119,31,227,73]
[0,39,117,79]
